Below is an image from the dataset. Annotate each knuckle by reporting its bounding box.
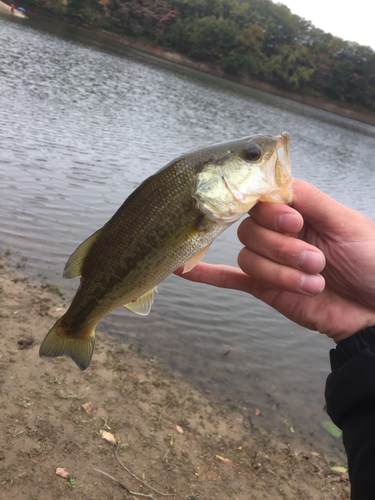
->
[277,265,300,292]
[237,217,252,245]
[237,247,251,273]
[272,237,300,267]
[274,239,288,260]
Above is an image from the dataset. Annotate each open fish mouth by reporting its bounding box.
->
[277,131,292,177]
[265,131,293,205]
[193,131,294,223]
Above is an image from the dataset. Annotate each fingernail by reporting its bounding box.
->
[298,250,325,273]
[299,274,325,295]
[276,213,302,233]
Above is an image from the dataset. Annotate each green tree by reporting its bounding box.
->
[330,60,356,100]
[107,0,179,38]
[186,15,238,61]
[31,0,375,111]
[263,44,316,90]
[221,24,265,75]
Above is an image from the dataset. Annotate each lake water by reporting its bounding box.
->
[1,13,374,458]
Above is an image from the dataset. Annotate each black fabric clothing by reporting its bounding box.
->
[325,326,375,499]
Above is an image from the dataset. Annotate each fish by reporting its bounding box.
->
[39,132,293,371]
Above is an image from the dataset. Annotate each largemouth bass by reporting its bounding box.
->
[40,132,293,370]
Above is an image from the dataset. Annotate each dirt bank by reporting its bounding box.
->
[0,252,350,499]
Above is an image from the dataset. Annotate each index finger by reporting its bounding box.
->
[174,262,254,293]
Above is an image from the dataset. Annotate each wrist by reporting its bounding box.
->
[325,324,375,432]
[330,313,375,343]
[330,326,375,371]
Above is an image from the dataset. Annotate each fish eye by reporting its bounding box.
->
[246,145,262,161]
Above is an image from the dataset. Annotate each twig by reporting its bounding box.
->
[134,426,160,451]
[264,467,275,476]
[135,426,151,439]
[115,450,174,497]
[92,468,158,500]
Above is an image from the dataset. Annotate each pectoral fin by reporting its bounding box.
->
[63,227,104,279]
[183,244,211,274]
[124,287,158,316]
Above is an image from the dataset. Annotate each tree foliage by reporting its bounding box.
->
[27,0,375,111]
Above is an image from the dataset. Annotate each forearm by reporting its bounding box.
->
[325,326,375,499]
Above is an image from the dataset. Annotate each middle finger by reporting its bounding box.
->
[237,217,325,274]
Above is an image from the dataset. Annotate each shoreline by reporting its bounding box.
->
[17,7,375,128]
[0,248,351,499]
[95,32,375,127]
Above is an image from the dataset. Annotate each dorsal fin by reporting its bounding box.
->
[183,244,211,274]
[63,227,104,279]
[124,287,158,316]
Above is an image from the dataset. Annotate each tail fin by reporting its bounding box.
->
[39,318,95,371]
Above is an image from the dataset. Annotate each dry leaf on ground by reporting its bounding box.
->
[216,455,232,465]
[56,467,69,478]
[100,430,116,444]
[81,402,95,415]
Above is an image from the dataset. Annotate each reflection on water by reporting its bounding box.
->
[1,14,374,458]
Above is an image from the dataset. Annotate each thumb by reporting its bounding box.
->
[292,179,365,237]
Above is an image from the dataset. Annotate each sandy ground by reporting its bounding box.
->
[0,0,27,17]
[0,252,350,500]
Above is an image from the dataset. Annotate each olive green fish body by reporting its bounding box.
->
[40,132,292,370]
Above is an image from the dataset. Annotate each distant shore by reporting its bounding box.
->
[0,0,27,17]
[13,6,375,128]
[96,32,375,128]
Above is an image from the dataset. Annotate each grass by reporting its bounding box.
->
[13,277,27,283]
[229,400,242,410]
[16,256,27,270]
[44,281,64,297]
[67,475,75,488]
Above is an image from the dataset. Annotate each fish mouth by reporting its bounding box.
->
[276,131,291,176]
[275,131,293,205]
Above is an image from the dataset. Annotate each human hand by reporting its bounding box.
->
[175,179,375,342]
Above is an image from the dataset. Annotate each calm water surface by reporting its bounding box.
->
[1,14,375,457]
